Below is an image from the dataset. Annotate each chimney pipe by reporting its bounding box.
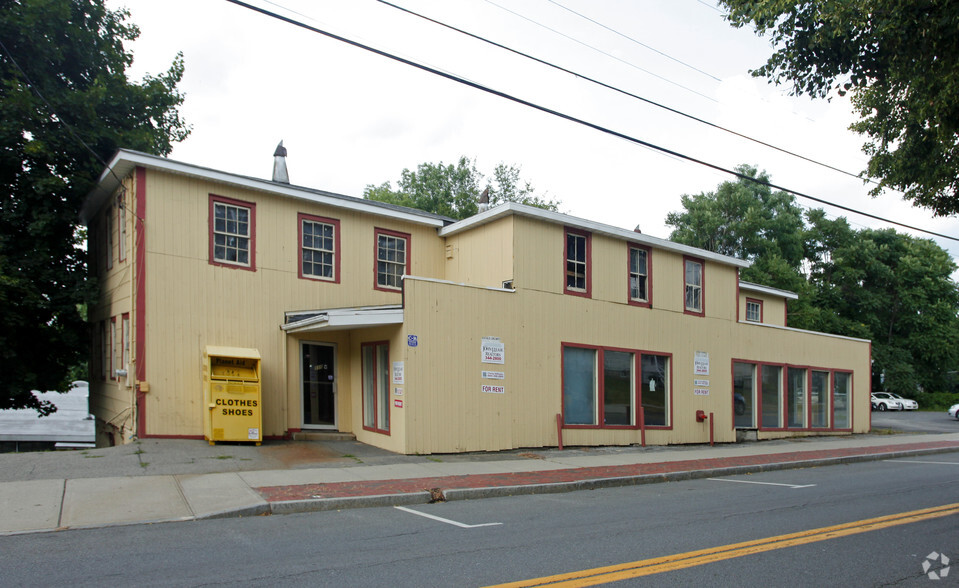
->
[273,140,289,184]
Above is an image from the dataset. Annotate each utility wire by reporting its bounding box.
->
[377,0,878,187]
[224,0,958,244]
[545,0,722,82]
[479,0,718,103]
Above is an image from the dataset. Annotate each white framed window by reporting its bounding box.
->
[565,228,590,296]
[105,207,114,270]
[684,257,704,315]
[746,298,762,322]
[118,196,127,262]
[121,313,130,373]
[628,245,650,305]
[374,228,409,291]
[299,214,339,282]
[209,195,255,270]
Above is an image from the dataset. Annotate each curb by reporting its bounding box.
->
[262,445,959,515]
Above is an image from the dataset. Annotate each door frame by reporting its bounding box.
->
[300,341,338,430]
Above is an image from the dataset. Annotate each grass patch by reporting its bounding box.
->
[870,427,901,435]
[83,455,105,458]
[139,462,149,468]
[211,455,235,460]
[343,453,363,464]
[426,457,443,463]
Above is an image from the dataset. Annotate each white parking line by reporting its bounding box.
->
[884,460,959,466]
[394,506,502,528]
[708,478,816,489]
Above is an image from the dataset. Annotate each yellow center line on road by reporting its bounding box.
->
[486,502,959,588]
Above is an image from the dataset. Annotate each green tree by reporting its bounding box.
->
[364,156,560,220]
[665,165,806,291]
[807,224,959,394]
[720,1,959,215]
[0,0,189,414]
[667,168,959,397]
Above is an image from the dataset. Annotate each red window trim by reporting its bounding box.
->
[109,316,117,380]
[735,359,854,433]
[208,194,257,271]
[361,341,391,435]
[105,206,114,271]
[117,197,127,263]
[745,297,763,322]
[564,227,592,298]
[626,243,652,308]
[831,370,854,431]
[121,312,130,372]
[682,255,705,317]
[560,342,673,431]
[297,213,341,283]
[373,227,411,293]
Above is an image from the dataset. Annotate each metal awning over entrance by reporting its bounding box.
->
[281,305,403,334]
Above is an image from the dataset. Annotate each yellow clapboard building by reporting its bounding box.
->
[82,149,871,453]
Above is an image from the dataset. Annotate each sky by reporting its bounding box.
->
[106,0,959,268]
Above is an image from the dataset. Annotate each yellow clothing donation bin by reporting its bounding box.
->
[203,346,262,445]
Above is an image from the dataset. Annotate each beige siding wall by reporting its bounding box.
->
[137,170,445,438]
[348,325,407,453]
[443,216,514,287]
[512,216,739,320]
[400,273,870,454]
[740,291,788,327]
[89,176,136,442]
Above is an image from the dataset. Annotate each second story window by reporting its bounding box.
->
[628,245,650,306]
[299,214,339,282]
[565,228,591,297]
[375,228,410,291]
[209,195,255,271]
[746,298,762,322]
[684,257,704,315]
[105,206,114,270]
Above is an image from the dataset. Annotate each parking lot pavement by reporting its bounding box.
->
[870,409,959,434]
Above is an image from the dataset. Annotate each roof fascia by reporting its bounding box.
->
[439,202,751,269]
[739,281,800,300]
[81,149,448,227]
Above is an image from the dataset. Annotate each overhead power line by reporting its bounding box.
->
[545,0,723,82]
[223,0,959,244]
[377,0,877,187]
[479,0,718,103]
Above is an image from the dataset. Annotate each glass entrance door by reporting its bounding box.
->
[302,343,336,428]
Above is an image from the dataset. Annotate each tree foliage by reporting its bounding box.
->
[364,156,560,220]
[720,0,959,215]
[668,167,959,395]
[0,0,189,414]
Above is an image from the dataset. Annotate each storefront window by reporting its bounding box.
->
[834,372,851,429]
[563,347,596,425]
[810,370,830,428]
[761,365,782,428]
[787,367,806,428]
[603,350,633,426]
[733,362,756,428]
[641,354,669,426]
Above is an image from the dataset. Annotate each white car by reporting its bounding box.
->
[871,392,902,411]
[887,393,918,410]
[948,404,959,420]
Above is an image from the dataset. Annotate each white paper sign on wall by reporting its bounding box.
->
[481,336,505,364]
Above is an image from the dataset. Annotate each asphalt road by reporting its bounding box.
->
[2,450,959,586]
[871,407,959,434]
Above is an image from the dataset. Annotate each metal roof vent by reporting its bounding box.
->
[478,187,490,213]
[273,140,290,184]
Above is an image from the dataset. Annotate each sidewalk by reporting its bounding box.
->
[3,432,959,535]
